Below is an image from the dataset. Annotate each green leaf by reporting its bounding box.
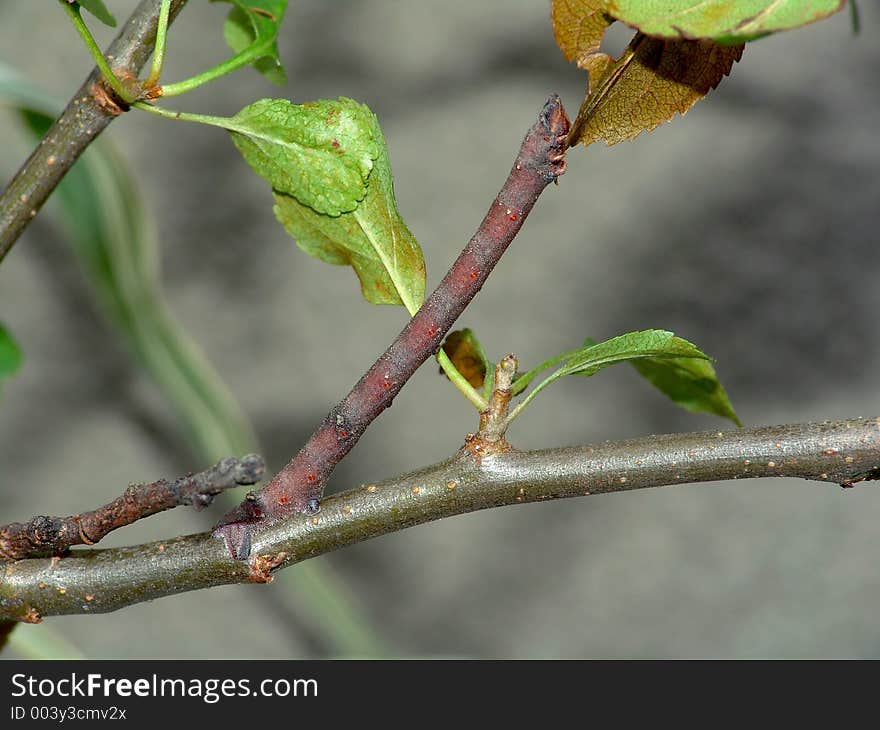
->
[630,356,741,425]
[608,0,846,43]
[571,331,741,423]
[229,97,378,216]
[439,329,491,391]
[0,323,23,399]
[217,0,287,84]
[76,0,117,27]
[509,329,739,426]
[558,329,709,377]
[273,105,426,310]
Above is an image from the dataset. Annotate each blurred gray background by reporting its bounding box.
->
[1,1,879,658]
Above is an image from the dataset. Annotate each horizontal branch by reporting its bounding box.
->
[0,0,187,261]
[2,418,877,622]
[0,455,265,562]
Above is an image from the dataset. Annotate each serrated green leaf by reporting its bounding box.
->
[440,329,490,390]
[213,0,287,83]
[229,97,378,216]
[608,0,846,43]
[273,106,426,310]
[559,329,709,377]
[0,323,23,399]
[76,0,117,27]
[510,329,739,425]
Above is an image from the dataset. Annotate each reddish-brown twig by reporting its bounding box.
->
[0,454,265,562]
[215,95,570,558]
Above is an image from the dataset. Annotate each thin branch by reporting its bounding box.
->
[0,455,265,563]
[2,418,878,622]
[214,95,571,558]
[0,0,188,262]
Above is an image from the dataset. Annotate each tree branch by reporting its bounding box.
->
[215,95,571,558]
[3,418,878,622]
[0,455,265,563]
[0,0,188,262]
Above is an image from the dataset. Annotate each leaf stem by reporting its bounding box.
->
[438,350,487,410]
[505,369,562,426]
[158,47,263,98]
[60,0,134,103]
[511,347,581,396]
[131,100,235,128]
[144,0,172,88]
[0,0,189,263]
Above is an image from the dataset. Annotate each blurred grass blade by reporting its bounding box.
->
[0,64,383,657]
[7,624,85,659]
[0,321,23,400]
[288,563,386,657]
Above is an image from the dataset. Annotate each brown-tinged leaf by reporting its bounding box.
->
[439,329,489,390]
[551,0,743,147]
[551,0,614,75]
[571,34,743,146]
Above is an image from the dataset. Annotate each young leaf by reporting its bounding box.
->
[551,0,743,147]
[576,334,740,424]
[75,0,117,27]
[508,330,739,426]
[273,106,426,310]
[0,323,23,399]
[216,0,287,84]
[439,329,490,390]
[557,329,709,378]
[630,356,741,425]
[229,97,378,216]
[609,0,846,44]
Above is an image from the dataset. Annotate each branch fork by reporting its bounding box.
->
[214,95,571,559]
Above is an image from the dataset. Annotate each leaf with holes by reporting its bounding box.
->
[215,0,288,84]
[229,97,378,216]
[609,0,846,44]
[273,105,425,309]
